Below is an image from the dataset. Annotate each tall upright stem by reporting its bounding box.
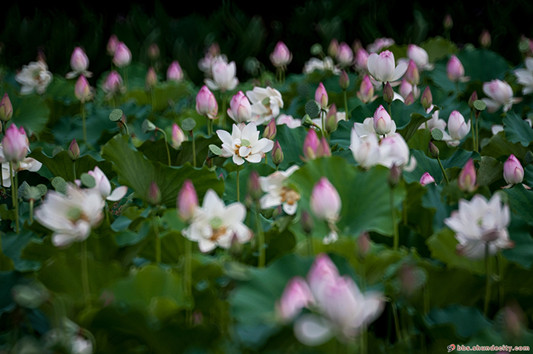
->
[236,169,240,202]
[190,130,197,168]
[390,188,399,251]
[9,163,19,234]
[154,215,161,264]
[81,239,90,306]
[437,157,449,184]
[343,90,349,119]
[81,103,87,145]
[256,208,265,268]
[484,242,492,316]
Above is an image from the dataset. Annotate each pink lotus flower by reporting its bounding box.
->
[205,57,238,91]
[446,55,469,82]
[303,129,320,160]
[112,42,132,68]
[2,123,29,163]
[407,44,433,70]
[482,79,519,113]
[315,82,328,109]
[366,50,407,84]
[87,166,128,202]
[503,154,524,185]
[145,67,157,88]
[171,123,186,149]
[277,277,314,322]
[443,110,470,147]
[457,159,477,193]
[74,75,92,102]
[167,61,184,82]
[420,172,436,186]
[335,42,353,67]
[310,177,341,223]
[270,41,292,68]
[227,91,252,123]
[373,105,395,135]
[177,180,198,222]
[106,34,119,55]
[357,75,377,103]
[354,48,369,72]
[66,47,92,79]
[102,70,123,97]
[196,85,218,119]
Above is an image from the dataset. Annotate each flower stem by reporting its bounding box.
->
[154,215,161,264]
[390,188,399,251]
[236,169,240,202]
[9,163,19,234]
[392,302,402,343]
[436,157,449,184]
[484,242,492,316]
[256,209,265,268]
[475,113,481,153]
[157,128,172,166]
[497,251,504,308]
[81,102,87,145]
[207,119,213,137]
[190,130,197,167]
[29,199,34,225]
[184,238,192,325]
[81,239,90,306]
[343,90,349,119]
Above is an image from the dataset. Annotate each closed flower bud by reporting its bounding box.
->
[355,48,369,72]
[2,123,29,163]
[419,172,436,186]
[428,141,439,158]
[458,158,477,192]
[325,104,338,134]
[113,42,132,68]
[503,154,524,185]
[102,70,123,95]
[247,170,262,202]
[227,91,252,123]
[74,75,92,102]
[420,86,433,110]
[0,93,13,121]
[196,85,218,119]
[336,42,354,67]
[178,180,198,221]
[148,43,160,61]
[357,75,375,103]
[388,163,402,187]
[315,82,328,109]
[328,39,339,58]
[404,92,415,105]
[317,136,331,157]
[405,60,420,85]
[107,34,119,55]
[147,181,161,205]
[443,14,453,30]
[357,231,371,257]
[310,177,341,222]
[303,129,320,160]
[167,61,184,82]
[373,105,394,135]
[468,91,478,109]
[479,29,491,48]
[339,70,350,90]
[145,67,157,89]
[270,41,292,68]
[447,110,470,142]
[263,118,277,140]
[383,81,394,104]
[68,139,80,160]
[271,140,284,166]
[446,55,465,82]
[171,123,186,149]
[69,47,90,76]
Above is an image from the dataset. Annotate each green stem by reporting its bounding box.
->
[306,233,313,257]
[81,239,90,306]
[9,163,19,234]
[423,284,430,316]
[184,238,192,325]
[256,208,265,268]
[390,188,399,251]
[154,214,161,264]
[343,90,349,119]
[29,199,34,225]
[190,130,197,167]
[392,302,402,343]
[207,119,213,137]
[475,113,480,152]
[81,103,87,145]
[157,128,172,166]
[436,157,449,184]
[471,110,477,153]
[497,251,504,308]
[236,169,240,202]
[360,324,368,354]
[220,93,226,129]
[484,242,492,317]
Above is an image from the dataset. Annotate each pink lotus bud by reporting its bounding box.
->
[419,172,435,186]
[480,30,491,48]
[407,44,430,69]
[317,136,331,157]
[145,67,158,89]
[106,34,119,55]
[0,93,13,121]
[383,81,394,104]
[102,70,123,95]
[227,91,251,123]
[196,85,218,119]
[404,92,415,105]
[277,277,314,321]
[263,118,277,140]
[339,70,350,90]
[270,41,292,68]
[177,180,198,221]
[443,14,453,30]
[428,141,439,158]
[308,253,339,298]
[357,75,374,103]
[167,61,184,81]
[303,129,320,160]
[503,154,524,185]
[112,42,132,68]
[68,139,80,160]
[148,43,160,60]
[328,39,339,57]
[325,104,338,134]
[446,55,465,82]
[310,177,341,222]
[468,91,478,108]
[247,170,262,203]
[448,110,470,141]
[301,210,314,234]
[271,140,284,166]
[171,123,186,149]
[2,123,29,162]
[405,60,419,85]
[147,181,161,205]
[373,105,394,135]
[357,231,371,257]
[388,163,402,187]
[420,86,433,110]
[74,75,92,102]
[315,82,328,109]
[70,47,89,74]
[336,42,354,67]
[354,48,369,71]
[458,158,477,192]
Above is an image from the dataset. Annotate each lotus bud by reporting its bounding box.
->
[112,42,132,68]
[405,60,419,85]
[357,75,374,103]
[503,154,524,185]
[373,105,394,135]
[148,43,160,61]
[419,172,436,186]
[388,163,402,187]
[2,123,29,163]
[74,75,92,102]
[479,30,491,48]
[276,277,313,321]
[310,177,341,222]
[357,231,371,258]
[270,41,292,68]
[102,70,123,95]
[263,118,277,140]
[147,181,161,205]
[443,14,453,30]
[70,47,90,74]
[468,91,478,109]
[325,104,338,134]
[227,91,252,123]
[0,93,13,121]
[336,42,354,67]
[503,303,526,338]
[355,48,369,72]
[420,86,433,110]
[315,82,328,109]
[171,123,186,149]
[178,180,198,221]
[68,139,80,160]
[317,137,331,157]
[428,141,439,158]
[196,85,218,119]
[328,39,339,58]
[303,129,320,160]
[167,61,184,82]
[271,140,284,166]
[301,211,314,235]
[446,55,465,82]
[106,34,119,55]
[339,70,350,90]
[383,81,394,104]
[308,253,339,293]
[407,44,430,70]
[448,110,470,141]
[458,158,477,192]
[145,67,157,89]
[404,92,415,105]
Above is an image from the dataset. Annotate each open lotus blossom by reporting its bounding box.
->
[198,43,226,76]
[216,122,274,165]
[444,193,513,259]
[303,57,340,75]
[87,166,128,201]
[418,105,446,132]
[366,37,395,53]
[182,189,252,252]
[15,60,53,95]
[407,44,433,70]
[246,86,284,125]
[66,47,92,79]
[278,253,384,345]
[259,165,300,215]
[442,110,470,147]
[482,79,520,113]
[367,50,408,86]
[0,144,42,187]
[34,184,105,247]
[205,57,238,91]
[514,57,533,95]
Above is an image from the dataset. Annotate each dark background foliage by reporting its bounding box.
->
[1,0,533,85]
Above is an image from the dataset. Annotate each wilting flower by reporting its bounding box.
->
[87,166,128,201]
[443,110,470,147]
[259,165,300,215]
[66,47,92,79]
[420,172,436,186]
[112,42,131,68]
[2,123,29,163]
[407,44,433,70]
[102,70,124,98]
[503,154,524,186]
[15,60,53,95]
[310,177,341,223]
[366,50,408,85]
[182,189,252,252]
[216,122,274,165]
[205,57,238,91]
[270,41,292,68]
[227,91,252,123]
[171,123,187,149]
[444,193,513,259]
[196,85,218,119]
[246,86,284,125]
[167,60,184,82]
[514,57,533,95]
[446,55,469,82]
[482,79,519,113]
[34,184,105,247]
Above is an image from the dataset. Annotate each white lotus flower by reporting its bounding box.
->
[514,57,533,95]
[0,144,42,187]
[303,57,340,75]
[34,184,105,247]
[442,110,471,147]
[15,60,53,95]
[216,122,274,165]
[182,189,252,252]
[366,50,407,85]
[259,165,300,215]
[418,105,446,132]
[246,86,284,125]
[87,166,128,201]
[444,193,513,259]
[276,114,302,128]
[205,57,238,92]
[482,79,520,113]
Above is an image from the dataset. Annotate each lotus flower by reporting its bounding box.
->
[367,50,407,85]
[216,122,274,165]
[15,60,52,95]
[259,165,300,215]
[246,86,284,125]
[205,57,238,91]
